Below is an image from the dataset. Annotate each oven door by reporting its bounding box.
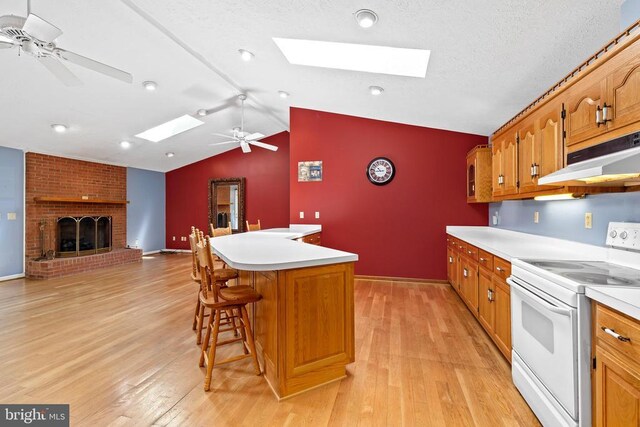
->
[508,277,578,420]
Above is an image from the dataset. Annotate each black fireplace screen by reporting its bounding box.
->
[56,216,112,257]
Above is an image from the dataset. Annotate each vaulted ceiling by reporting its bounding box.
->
[0,0,626,171]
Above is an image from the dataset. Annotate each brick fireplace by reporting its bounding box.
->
[25,153,141,279]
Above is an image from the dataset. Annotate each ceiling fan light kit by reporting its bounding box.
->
[208,94,278,153]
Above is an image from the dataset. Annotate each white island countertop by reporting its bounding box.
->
[210,224,358,271]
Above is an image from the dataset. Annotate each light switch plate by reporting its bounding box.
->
[7,212,16,220]
[585,212,593,229]
[299,211,304,219]
[315,212,320,219]
[534,211,539,223]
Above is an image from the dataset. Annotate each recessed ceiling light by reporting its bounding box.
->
[273,38,430,78]
[165,152,175,158]
[369,86,384,96]
[354,9,378,28]
[197,109,208,117]
[51,124,67,133]
[143,81,158,91]
[120,141,131,149]
[238,49,254,61]
[278,91,290,98]
[135,114,204,143]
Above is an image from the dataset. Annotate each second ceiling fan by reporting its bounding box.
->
[209,94,278,153]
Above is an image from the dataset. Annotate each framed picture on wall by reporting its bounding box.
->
[298,161,323,182]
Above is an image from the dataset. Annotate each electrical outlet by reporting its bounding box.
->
[534,211,539,224]
[315,211,320,219]
[181,236,187,241]
[585,212,593,229]
[299,211,304,219]
[172,236,176,241]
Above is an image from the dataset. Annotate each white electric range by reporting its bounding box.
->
[508,222,640,427]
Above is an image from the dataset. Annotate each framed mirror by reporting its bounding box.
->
[208,177,246,233]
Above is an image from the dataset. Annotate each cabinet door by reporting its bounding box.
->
[565,73,608,146]
[518,121,537,194]
[493,278,512,362]
[594,347,640,427]
[537,103,564,189]
[478,268,494,334]
[447,247,455,285]
[461,259,479,316]
[491,141,503,197]
[606,39,640,134]
[502,133,519,196]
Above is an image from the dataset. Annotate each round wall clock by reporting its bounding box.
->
[366,157,395,186]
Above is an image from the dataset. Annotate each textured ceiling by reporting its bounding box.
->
[0,0,627,171]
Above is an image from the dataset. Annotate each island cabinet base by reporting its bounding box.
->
[241,262,355,400]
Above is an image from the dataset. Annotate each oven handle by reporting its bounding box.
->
[507,277,573,317]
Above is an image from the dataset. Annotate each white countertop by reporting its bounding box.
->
[446,226,609,262]
[446,226,640,319]
[586,286,640,320]
[210,224,358,271]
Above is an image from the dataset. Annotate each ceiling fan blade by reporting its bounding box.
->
[249,140,279,151]
[23,13,62,43]
[0,41,15,49]
[55,49,133,83]
[240,141,252,153]
[244,132,265,141]
[38,56,82,86]
[208,140,238,146]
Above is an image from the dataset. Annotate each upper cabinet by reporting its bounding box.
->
[466,145,492,203]
[564,70,608,147]
[606,38,640,137]
[492,129,518,198]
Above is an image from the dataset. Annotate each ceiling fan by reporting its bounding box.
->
[0,0,132,86]
[209,94,278,153]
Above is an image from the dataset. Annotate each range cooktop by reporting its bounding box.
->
[524,260,640,286]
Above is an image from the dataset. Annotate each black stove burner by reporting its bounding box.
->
[529,261,585,270]
[561,272,635,286]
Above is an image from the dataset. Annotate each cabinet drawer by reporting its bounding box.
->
[493,257,511,281]
[595,303,640,362]
[478,249,494,271]
[456,241,467,254]
[447,235,457,249]
[297,232,321,245]
[465,244,479,261]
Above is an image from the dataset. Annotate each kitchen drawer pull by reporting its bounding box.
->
[601,327,631,343]
[496,266,504,272]
[479,257,486,262]
[449,256,453,264]
[468,250,472,254]
[463,268,468,278]
[487,289,494,302]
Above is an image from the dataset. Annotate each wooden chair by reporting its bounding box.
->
[189,228,204,335]
[196,236,261,391]
[245,219,261,231]
[210,223,232,237]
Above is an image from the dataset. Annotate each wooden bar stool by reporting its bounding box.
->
[192,230,239,345]
[189,228,204,334]
[245,219,261,231]
[210,223,232,237]
[196,236,261,391]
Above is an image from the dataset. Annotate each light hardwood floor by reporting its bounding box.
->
[0,254,540,426]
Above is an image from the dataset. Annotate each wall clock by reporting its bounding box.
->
[366,157,395,185]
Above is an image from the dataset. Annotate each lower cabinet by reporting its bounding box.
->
[593,303,640,427]
[447,234,512,362]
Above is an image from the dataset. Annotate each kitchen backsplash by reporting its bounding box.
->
[489,192,640,246]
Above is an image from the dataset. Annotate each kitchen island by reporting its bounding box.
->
[209,225,358,400]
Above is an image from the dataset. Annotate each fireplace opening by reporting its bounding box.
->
[56,216,112,257]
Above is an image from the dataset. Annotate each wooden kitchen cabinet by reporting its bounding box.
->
[564,70,608,147]
[492,129,518,198]
[604,38,640,137]
[446,235,512,362]
[466,145,492,203]
[593,303,640,427]
[517,119,537,194]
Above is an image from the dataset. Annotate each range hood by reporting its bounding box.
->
[538,132,640,186]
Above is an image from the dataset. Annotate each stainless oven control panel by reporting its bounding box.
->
[607,222,640,250]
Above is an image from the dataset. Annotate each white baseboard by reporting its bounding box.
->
[143,250,161,255]
[161,249,191,254]
[0,273,25,282]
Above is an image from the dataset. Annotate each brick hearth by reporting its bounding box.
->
[25,153,141,279]
[26,249,142,280]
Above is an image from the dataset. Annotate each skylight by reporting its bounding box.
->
[135,115,204,143]
[273,38,430,78]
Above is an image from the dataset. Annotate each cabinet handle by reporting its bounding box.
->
[479,257,485,262]
[449,256,453,264]
[602,103,612,124]
[468,250,472,255]
[463,268,468,278]
[488,289,494,302]
[596,105,603,126]
[601,326,631,342]
[496,266,504,273]
[532,164,539,178]
[530,164,534,178]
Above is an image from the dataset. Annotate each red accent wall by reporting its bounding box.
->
[165,131,290,249]
[289,108,488,280]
